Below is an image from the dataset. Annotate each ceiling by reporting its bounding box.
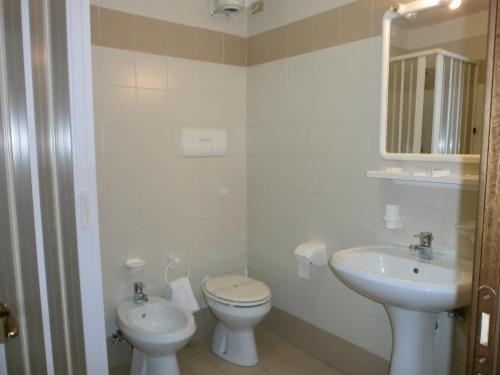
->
[394,0,490,30]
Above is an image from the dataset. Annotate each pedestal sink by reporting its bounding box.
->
[330,245,472,375]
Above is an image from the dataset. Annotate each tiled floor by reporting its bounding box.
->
[110,328,344,375]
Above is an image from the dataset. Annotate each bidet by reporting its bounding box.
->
[117,297,196,375]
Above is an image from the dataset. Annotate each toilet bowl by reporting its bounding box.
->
[202,275,271,366]
[117,297,196,375]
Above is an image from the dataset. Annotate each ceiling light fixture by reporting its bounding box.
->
[448,0,462,10]
[395,0,462,15]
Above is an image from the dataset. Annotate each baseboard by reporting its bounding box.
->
[261,307,390,375]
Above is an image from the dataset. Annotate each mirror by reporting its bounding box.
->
[380,0,489,161]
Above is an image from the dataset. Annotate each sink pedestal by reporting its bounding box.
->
[386,306,438,375]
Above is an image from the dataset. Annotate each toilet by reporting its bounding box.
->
[202,275,271,366]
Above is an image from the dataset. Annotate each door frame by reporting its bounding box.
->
[64,0,108,373]
[467,0,500,373]
[58,0,500,373]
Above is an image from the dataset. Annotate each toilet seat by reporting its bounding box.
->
[203,275,271,307]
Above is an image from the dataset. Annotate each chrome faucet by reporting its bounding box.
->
[133,282,149,305]
[409,232,434,260]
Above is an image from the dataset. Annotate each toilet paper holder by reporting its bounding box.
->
[293,241,327,265]
[293,241,327,280]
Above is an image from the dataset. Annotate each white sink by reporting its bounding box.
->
[331,245,472,312]
[330,245,473,375]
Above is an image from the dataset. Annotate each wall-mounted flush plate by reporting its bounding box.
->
[181,129,227,157]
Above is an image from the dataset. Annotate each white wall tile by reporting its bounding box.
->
[136,88,168,124]
[223,157,247,186]
[136,53,168,89]
[95,85,136,124]
[93,48,247,339]
[198,63,223,95]
[246,35,477,369]
[221,66,247,96]
[226,127,246,156]
[92,46,136,87]
[168,57,199,93]
[198,94,222,126]
[101,125,139,161]
[221,95,247,126]
[286,55,314,124]
[364,314,392,360]
[168,92,200,125]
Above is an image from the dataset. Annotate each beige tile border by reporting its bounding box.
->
[247,0,391,66]
[91,1,486,68]
[90,1,392,67]
[262,307,390,375]
[91,5,247,67]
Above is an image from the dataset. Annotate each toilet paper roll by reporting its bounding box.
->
[298,257,310,280]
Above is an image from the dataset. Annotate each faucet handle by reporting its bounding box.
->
[414,232,433,246]
[134,281,144,292]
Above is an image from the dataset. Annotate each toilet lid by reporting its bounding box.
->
[203,275,271,306]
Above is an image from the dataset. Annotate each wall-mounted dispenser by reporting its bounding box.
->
[384,204,402,230]
[293,241,327,280]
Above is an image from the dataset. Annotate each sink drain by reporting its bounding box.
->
[413,268,419,274]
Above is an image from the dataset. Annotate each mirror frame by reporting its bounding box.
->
[379,7,481,163]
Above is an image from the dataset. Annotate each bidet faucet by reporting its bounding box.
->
[409,232,434,260]
[133,282,149,305]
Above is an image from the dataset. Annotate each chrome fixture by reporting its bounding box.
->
[409,232,434,260]
[111,329,125,345]
[133,282,149,305]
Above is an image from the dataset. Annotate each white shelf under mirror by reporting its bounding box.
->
[366,170,479,189]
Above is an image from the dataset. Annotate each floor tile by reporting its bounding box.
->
[287,349,326,372]
[109,327,345,375]
[314,366,346,375]
[190,336,212,354]
[258,341,303,370]
[203,369,226,375]
[201,349,233,368]
[179,353,217,374]
[178,342,200,359]
[109,364,130,375]
[219,361,265,375]
[255,328,283,347]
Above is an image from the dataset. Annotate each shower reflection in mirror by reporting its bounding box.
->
[384,7,487,156]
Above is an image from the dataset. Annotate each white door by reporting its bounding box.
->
[0,0,107,373]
